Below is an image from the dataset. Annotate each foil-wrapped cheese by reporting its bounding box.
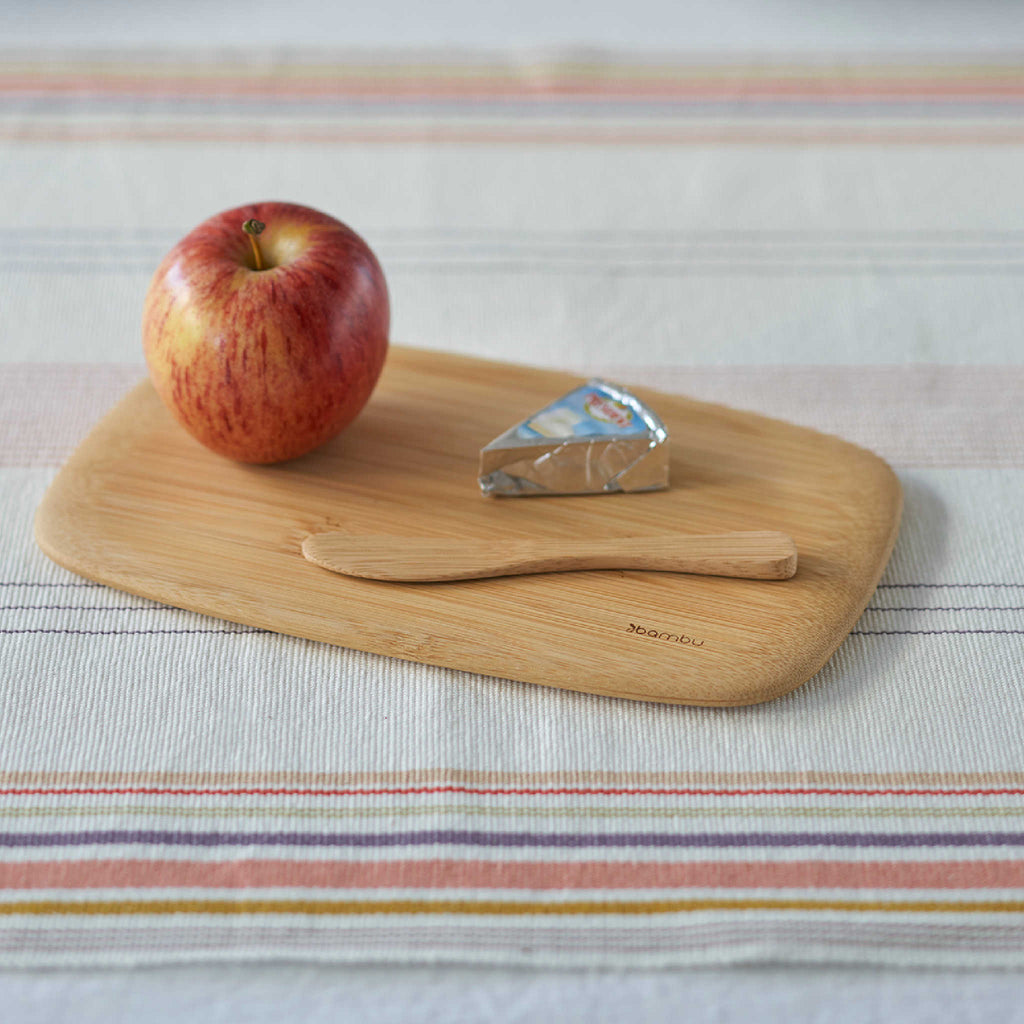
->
[479,379,669,497]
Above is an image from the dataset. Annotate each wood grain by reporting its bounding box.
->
[34,346,902,706]
[301,531,798,581]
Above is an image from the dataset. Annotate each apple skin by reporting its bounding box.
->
[142,201,389,463]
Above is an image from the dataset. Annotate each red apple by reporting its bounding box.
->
[142,201,389,463]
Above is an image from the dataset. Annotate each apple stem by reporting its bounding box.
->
[242,218,266,270]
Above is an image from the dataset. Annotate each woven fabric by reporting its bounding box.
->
[2,53,1024,967]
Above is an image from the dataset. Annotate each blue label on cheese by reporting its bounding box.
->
[515,383,650,440]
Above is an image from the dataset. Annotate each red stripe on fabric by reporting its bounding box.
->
[4,74,1024,100]
[4,858,1024,890]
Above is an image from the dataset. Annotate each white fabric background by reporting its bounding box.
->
[3,0,1023,53]
[4,0,1024,1019]
[5,147,1024,368]
[4,964,1024,1024]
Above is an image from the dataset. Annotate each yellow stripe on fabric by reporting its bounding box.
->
[3,898,1024,916]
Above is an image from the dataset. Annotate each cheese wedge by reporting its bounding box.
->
[479,379,669,497]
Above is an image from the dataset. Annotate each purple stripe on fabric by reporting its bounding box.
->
[874,607,1024,612]
[7,927,1024,958]
[0,600,1016,613]
[851,630,1024,636]
[3,831,1024,849]
[3,580,1021,588]
[0,629,264,636]
[0,598,159,606]
[4,628,1021,638]
[0,582,103,588]
[877,583,1024,589]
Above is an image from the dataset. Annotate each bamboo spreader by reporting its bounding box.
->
[302,531,798,582]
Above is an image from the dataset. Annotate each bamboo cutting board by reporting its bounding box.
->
[34,346,901,706]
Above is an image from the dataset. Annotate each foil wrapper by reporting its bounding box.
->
[479,379,670,497]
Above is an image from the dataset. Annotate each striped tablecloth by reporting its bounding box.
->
[2,52,1024,968]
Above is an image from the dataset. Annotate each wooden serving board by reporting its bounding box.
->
[35,347,901,706]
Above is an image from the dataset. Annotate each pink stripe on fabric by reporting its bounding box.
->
[612,363,1024,470]
[6,125,1024,146]
[2,363,1022,469]
[0,364,143,469]
[4,859,1024,890]
[3,63,1024,101]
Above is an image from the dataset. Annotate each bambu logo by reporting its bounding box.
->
[627,623,705,647]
